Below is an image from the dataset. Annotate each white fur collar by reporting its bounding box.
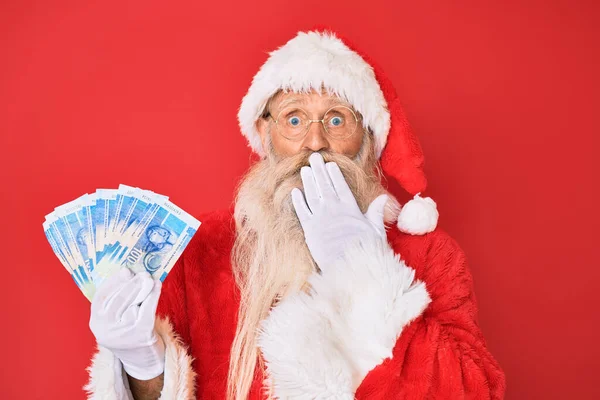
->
[258,237,431,399]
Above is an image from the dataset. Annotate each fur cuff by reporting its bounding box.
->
[258,236,431,398]
[84,317,196,399]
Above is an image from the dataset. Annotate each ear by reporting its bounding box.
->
[256,117,270,154]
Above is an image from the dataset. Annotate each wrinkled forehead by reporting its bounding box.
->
[267,88,353,113]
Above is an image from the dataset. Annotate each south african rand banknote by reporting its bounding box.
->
[43,185,201,301]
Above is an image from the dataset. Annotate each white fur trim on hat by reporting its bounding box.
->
[238,30,391,158]
[397,193,439,235]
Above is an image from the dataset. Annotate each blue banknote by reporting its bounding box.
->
[108,184,138,248]
[44,186,200,300]
[115,189,169,259]
[114,186,158,247]
[99,186,157,268]
[106,185,169,257]
[55,194,96,273]
[123,198,199,282]
[92,189,118,264]
[44,211,96,300]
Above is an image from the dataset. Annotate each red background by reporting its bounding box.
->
[1,1,598,399]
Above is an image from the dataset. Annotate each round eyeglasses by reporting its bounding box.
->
[268,105,361,141]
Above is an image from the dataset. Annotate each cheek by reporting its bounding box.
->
[332,132,364,157]
[271,132,301,156]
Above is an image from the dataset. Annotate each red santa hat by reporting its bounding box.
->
[237,29,438,235]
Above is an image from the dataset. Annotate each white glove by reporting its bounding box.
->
[291,152,389,270]
[89,268,165,380]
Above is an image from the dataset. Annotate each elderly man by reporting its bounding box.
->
[86,29,506,399]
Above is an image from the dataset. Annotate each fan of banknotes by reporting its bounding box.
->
[43,184,201,301]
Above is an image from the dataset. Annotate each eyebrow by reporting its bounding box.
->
[278,97,306,109]
[277,96,352,110]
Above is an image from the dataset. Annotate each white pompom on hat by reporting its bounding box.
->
[237,28,438,235]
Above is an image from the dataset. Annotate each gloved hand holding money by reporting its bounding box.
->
[89,267,165,380]
[42,184,201,301]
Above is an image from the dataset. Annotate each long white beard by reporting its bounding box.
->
[227,133,399,400]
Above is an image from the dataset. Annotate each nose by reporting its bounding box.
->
[301,121,330,153]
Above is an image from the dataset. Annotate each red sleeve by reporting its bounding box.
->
[156,252,192,346]
[356,230,506,399]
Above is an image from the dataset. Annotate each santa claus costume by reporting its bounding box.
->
[85,29,506,399]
